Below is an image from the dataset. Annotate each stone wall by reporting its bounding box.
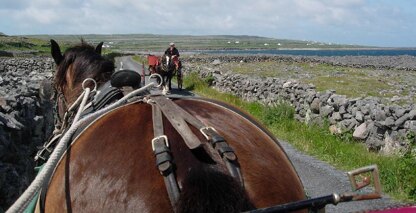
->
[0,57,55,211]
[183,55,416,155]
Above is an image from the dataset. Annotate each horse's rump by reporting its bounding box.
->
[44,97,305,212]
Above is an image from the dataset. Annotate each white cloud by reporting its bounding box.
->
[0,0,415,46]
[292,0,365,26]
[21,8,58,24]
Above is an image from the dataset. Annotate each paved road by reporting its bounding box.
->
[117,56,401,212]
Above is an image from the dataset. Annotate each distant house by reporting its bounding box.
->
[264,43,269,46]
[235,41,240,44]
[277,43,281,46]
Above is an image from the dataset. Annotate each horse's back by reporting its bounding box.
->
[175,98,305,207]
[44,98,305,212]
[45,103,171,212]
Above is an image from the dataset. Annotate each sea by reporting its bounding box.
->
[197,49,416,57]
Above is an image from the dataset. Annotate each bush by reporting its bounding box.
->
[261,103,294,125]
[204,74,215,86]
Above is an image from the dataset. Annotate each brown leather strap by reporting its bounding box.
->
[151,103,180,209]
[152,96,203,149]
[152,103,164,136]
[151,96,243,186]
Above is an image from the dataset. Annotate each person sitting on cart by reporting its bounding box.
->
[165,42,180,59]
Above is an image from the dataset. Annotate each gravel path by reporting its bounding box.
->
[279,140,401,212]
[117,56,404,212]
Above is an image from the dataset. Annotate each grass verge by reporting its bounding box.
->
[183,72,416,203]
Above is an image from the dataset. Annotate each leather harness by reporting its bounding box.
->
[148,95,243,208]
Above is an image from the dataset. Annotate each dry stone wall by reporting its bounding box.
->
[0,57,54,211]
[183,55,416,155]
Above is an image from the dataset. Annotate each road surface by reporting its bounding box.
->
[117,56,402,212]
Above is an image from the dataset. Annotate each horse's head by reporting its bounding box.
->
[161,54,180,72]
[161,54,170,67]
[51,39,115,117]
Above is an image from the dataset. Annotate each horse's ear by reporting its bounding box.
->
[95,42,104,55]
[50,39,63,65]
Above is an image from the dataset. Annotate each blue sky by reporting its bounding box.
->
[1,0,415,47]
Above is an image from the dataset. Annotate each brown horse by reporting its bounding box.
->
[42,40,307,212]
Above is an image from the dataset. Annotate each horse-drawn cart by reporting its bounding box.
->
[147,54,159,75]
[147,54,183,91]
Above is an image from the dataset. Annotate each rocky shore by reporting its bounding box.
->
[183,55,416,155]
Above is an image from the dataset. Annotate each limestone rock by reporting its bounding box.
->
[320,105,334,117]
[329,125,342,134]
[353,123,369,140]
[0,112,24,130]
[384,117,395,129]
[355,111,364,123]
[211,59,221,65]
[310,98,320,114]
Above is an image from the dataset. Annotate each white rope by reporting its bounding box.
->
[7,82,157,213]
[73,88,90,123]
[67,90,85,113]
[73,78,96,123]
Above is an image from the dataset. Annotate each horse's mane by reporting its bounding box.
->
[54,40,114,94]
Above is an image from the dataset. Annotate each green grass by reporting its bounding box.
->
[0,34,51,55]
[183,72,416,202]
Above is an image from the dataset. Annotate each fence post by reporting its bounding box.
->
[142,63,145,86]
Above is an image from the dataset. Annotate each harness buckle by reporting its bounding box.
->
[345,165,382,201]
[152,135,169,151]
[199,126,217,140]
